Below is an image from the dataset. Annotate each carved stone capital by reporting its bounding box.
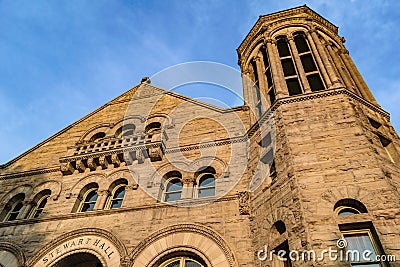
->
[97,189,110,197]
[60,162,74,175]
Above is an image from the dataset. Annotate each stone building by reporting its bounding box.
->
[0,5,399,267]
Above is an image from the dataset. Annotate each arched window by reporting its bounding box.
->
[80,188,98,212]
[106,178,128,209]
[73,183,99,213]
[293,32,325,92]
[269,221,292,267]
[145,122,161,133]
[334,198,367,216]
[115,124,135,138]
[89,132,106,142]
[161,171,183,202]
[160,257,204,267]
[197,174,215,198]
[1,193,25,222]
[29,190,51,219]
[276,35,302,96]
[6,201,24,221]
[164,179,183,202]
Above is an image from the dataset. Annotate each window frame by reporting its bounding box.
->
[196,174,216,199]
[5,200,24,221]
[29,195,50,219]
[163,178,183,202]
[341,229,384,266]
[159,256,204,267]
[106,184,126,209]
[78,188,98,212]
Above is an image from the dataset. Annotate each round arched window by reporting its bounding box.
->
[160,257,204,267]
[164,179,183,202]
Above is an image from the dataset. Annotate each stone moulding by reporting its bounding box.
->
[129,223,237,267]
[26,228,128,266]
[0,241,26,266]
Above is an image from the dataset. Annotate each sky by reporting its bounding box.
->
[0,0,399,164]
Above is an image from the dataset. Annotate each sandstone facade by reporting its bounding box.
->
[0,5,399,267]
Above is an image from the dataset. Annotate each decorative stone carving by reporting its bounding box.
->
[238,191,251,215]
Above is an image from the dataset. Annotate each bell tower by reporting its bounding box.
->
[239,5,400,266]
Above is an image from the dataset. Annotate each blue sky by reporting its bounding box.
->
[0,0,399,164]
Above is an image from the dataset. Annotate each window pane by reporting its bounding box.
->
[300,54,317,72]
[199,188,215,198]
[8,212,19,221]
[294,36,310,53]
[86,191,98,202]
[344,233,377,262]
[199,176,215,187]
[166,180,183,192]
[111,200,123,209]
[166,260,180,267]
[338,208,359,216]
[82,203,95,212]
[33,209,43,218]
[281,59,296,77]
[266,69,273,87]
[114,187,126,199]
[185,260,201,267]
[277,39,291,57]
[307,74,324,91]
[37,197,48,209]
[165,192,182,202]
[286,78,302,96]
[12,202,23,212]
[268,90,276,104]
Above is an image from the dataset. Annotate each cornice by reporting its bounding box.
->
[0,166,60,180]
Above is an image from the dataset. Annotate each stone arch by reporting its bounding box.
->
[243,39,266,68]
[269,23,311,39]
[78,123,113,143]
[31,180,62,201]
[145,113,174,129]
[321,185,378,213]
[130,224,237,267]
[106,169,138,189]
[263,206,298,248]
[0,184,32,206]
[67,173,108,199]
[190,156,228,179]
[111,115,146,136]
[148,161,190,188]
[28,228,128,267]
[0,242,26,267]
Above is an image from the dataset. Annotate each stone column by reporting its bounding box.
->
[325,43,355,92]
[266,38,288,98]
[340,49,379,105]
[306,30,332,88]
[288,36,311,93]
[18,200,34,219]
[95,189,110,210]
[309,29,343,88]
[181,176,194,199]
[254,55,269,110]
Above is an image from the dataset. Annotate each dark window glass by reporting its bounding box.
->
[8,202,23,221]
[268,90,276,104]
[261,47,270,69]
[307,74,325,91]
[300,54,317,72]
[281,59,296,77]
[166,260,180,267]
[266,69,273,88]
[251,60,259,82]
[185,260,201,267]
[33,197,48,218]
[338,208,360,216]
[277,39,291,57]
[286,78,302,95]
[294,35,310,53]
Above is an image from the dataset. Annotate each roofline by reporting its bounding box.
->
[237,5,338,56]
[0,83,247,168]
